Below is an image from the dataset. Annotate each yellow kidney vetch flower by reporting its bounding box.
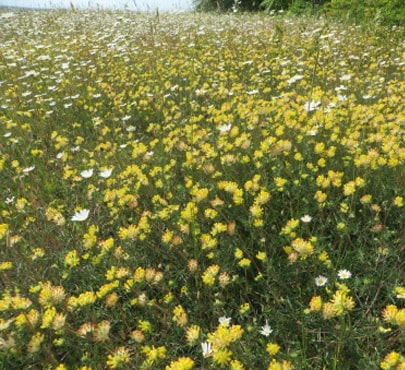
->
[382,305,405,327]
[314,142,325,154]
[0,261,12,271]
[202,264,220,286]
[106,346,131,369]
[245,174,262,193]
[204,208,218,219]
[255,189,271,205]
[267,359,293,370]
[330,287,355,316]
[238,258,251,268]
[343,181,356,196]
[0,223,9,239]
[118,224,138,240]
[161,229,174,244]
[54,365,67,370]
[141,345,166,366]
[266,342,281,356]
[393,196,403,207]
[281,218,299,237]
[0,318,14,331]
[380,351,405,369]
[165,357,194,370]
[394,286,405,299]
[274,177,288,191]
[327,170,344,187]
[172,305,188,327]
[233,188,244,205]
[138,320,152,333]
[41,306,57,329]
[211,222,227,236]
[93,320,111,342]
[230,359,245,370]
[316,175,330,189]
[190,186,209,203]
[306,296,323,312]
[67,291,97,311]
[180,202,198,222]
[96,281,119,299]
[200,233,218,250]
[83,225,98,249]
[45,206,66,226]
[213,348,233,366]
[0,155,7,172]
[186,325,201,345]
[51,312,66,331]
[15,197,28,211]
[249,204,263,218]
[38,282,66,307]
[15,309,40,329]
[104,292,119,308]
[10,294,32,310]
[305,284,355,319]
[314,190,327,205]
[290,238,314,260]
[207,323,244,351]
[27,332,45,354]
[218,180,239,193]
[64,250,80,268]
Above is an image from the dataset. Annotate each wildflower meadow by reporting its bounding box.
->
[0,8,404,370]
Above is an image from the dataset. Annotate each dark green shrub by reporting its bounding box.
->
[325,0,405,26]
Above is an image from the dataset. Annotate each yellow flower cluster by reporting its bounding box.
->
[382,305,405,327]
[207,323,244,351]
[165,357,194,370]
[306,284,355,319]
[172,305,188,328]
[380,352,405,370]
[106,347,131,369]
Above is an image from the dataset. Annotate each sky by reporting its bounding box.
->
[0,0,194,11]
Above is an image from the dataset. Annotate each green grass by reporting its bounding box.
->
[0,8,404,370]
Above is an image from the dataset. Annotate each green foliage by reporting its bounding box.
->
[260,0,294,12]
[325,0,405,26]
[194,0,405,27]
[194,0,329,13]
[194,0,264,11]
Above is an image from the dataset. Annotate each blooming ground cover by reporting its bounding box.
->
[0,8,404,369]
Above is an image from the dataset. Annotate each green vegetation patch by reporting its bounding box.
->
[0,9,404,370]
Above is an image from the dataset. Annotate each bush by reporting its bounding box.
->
[326,0,405,26]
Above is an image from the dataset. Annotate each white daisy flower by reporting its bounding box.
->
[71,209,89,222]
[300,215,312,223]
[99,168,113,178]
[218,123,232,132]
[22,166,35,173]
[201,341,213,358]
[304,100,321,112]
[80,169,94,178]
[259,320,273,337]
[218,316,231,327]
[5,196,15,204]
[287,74,304,85]
[337,269,352,280]
[315,275,328,287]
